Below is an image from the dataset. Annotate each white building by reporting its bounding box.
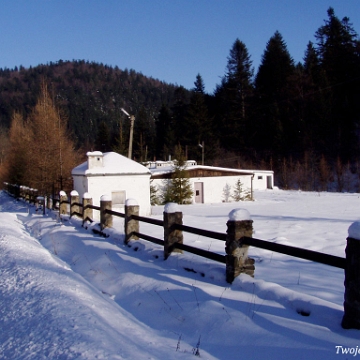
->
[72,151,151,216]
[147,161,274,204]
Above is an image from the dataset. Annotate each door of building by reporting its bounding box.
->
[194,182,204,203]
[266,176,273,189]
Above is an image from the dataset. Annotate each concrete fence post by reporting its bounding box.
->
[29,188,36,204]
[52,194,57,210]
[163,203,183,260]
[35,189,39,204]
[29,188,33,203]
[42,196,46,215]
[46,195,51,210]
[124,198,139,244]
[35,196,40,210]
[25,187,30,203]
[225,209,255,283]
[59,191,68,215]
[14,184,20,199]
[100,194,112,230]
[82,193,93,223]
[36,196,46,215]
[342,222,360,329]
[70,190,80,218]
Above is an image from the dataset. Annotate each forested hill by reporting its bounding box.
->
[1,7,360,193]
[0,60,181,152]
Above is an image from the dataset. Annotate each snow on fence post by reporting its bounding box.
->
[124,198,139,244]
[342,222,360,329]
[82,193,93,222]
[100,194,112,230]
[59,191,68,215]
[70,190,80,218]
[225,209,255,283]
[163,203,183,260]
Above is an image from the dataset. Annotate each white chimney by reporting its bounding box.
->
[87,151,104,169]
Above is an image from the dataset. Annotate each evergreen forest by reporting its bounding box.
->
[1,7,360,192]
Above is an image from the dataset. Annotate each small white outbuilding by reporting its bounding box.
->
[72,151,151,217]
[147,161,274,204]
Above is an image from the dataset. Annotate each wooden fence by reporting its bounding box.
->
[4,184,346,275]
[4,183,360,329]
[54,190,347,281]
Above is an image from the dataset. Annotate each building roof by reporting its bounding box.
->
[72,152,151,176]
[150,164,256,179]
[146,160,272,175]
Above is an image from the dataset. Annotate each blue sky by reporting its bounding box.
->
[1,1,359,93]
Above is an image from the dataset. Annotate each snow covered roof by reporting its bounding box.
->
[150,164,256,177]
[145,160,273,178]
[72,151,151,176]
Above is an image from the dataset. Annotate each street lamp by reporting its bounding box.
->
[198,141,204,165]
[121,108,135,159]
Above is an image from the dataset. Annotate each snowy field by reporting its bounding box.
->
[1,189,360,359]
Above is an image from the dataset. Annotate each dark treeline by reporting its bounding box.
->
[0,60,178,156]
[1,7,360,191]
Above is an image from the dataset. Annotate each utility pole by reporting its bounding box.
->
[198,141,204,165]
[121,108,135,159]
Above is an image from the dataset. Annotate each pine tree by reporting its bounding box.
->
[162,145,193,204]
[315,7,360,160]
[134,107,153,162]
[316,8,359,82]
[150,179,160,205]
[222,183,231,202]
[231,179,251,201]
[253,31,295,156]
[301,41,332,155]
[155,104,174,160]
[171,86,190,146]
[95,121,111,152]
[182,74,213,161]
[112,116,127,156]
[215,39,254,153]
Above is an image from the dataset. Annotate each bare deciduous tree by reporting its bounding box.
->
[4,80,80,195]
[2,113,31,185]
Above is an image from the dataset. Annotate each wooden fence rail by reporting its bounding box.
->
[240,236,346,269]
[173,223,227,241]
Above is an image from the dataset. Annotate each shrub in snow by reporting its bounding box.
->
[150,179,160,205]
[231,179,251,202]
[222,183,231,202]
[161,146,193,205]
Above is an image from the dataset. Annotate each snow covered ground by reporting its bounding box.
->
[1,189,360,359]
